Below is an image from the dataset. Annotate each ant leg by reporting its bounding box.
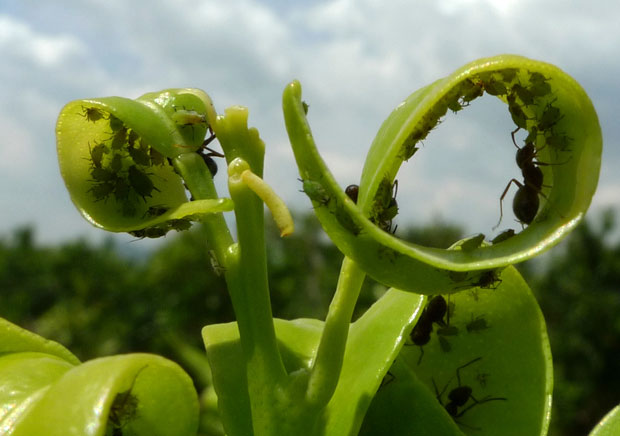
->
[510,127,521,148]
[455,395,507,418]
[417,346,425,365]
[455,357,482,387]
[494,179,522,230]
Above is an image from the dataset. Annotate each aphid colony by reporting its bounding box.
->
[82,108,166,217]
[396,68,570,231]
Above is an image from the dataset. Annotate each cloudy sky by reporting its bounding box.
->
[1,0,618,248]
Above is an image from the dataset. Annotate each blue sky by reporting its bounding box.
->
[1,0,618,247]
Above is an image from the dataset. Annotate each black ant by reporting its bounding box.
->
[198,131,223,177]
[495,135,550,228]
[409,296,448,364]
[433,357,506,424]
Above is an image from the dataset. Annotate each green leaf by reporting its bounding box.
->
[0,319,199,436]
[202,290,424,436]
[56,89,232,233]
[589,404,620,436]
[362,266,552,436]
[282,55,602,294]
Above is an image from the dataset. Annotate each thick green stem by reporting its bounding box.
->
[307,257,365,405]
[172,153,233,267]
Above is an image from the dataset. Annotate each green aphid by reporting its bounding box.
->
[90,167,116,182]
[80,106,107,123]
[301,179,330,206]
[545,132,572,152]
[127,130,140,147]
[110,153,123,173]
[89,182,115,202]
[302,101,310,115]
[460,233,485,251]
[511,84,535,106]
[149,148,166,166]
[89,142,108,168]
[129,226,169,239]
[447,98,463,113]
[460,79,484,103]
[491,229,515,244]
[128,144,151,167]
[109,115,124,132]
[113,179,131,202]
[110,128,128,150]
[500,68,518,83]
[372,178,398,233]
[144,205,169,217]
[507,94,529,130]
[128,165,159,200]
[170,218,192,232]
[483,79,507,97]
[537,103,563,131]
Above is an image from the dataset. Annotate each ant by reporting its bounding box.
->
[495,132,552,228]
[198,131,223,177]
[409,295,449,364]
[433,357,506,424]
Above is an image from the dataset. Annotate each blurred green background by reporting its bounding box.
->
[1,211,618,436]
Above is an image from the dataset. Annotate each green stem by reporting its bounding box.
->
[172,153,233,267]
[307,257,365,405]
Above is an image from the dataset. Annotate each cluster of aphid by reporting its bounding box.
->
[408,295,493,364]
[82,107,166,217]
[397,68,570,233]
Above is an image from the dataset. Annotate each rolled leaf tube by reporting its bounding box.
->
[283,55,602,294]
[56,88,233,233]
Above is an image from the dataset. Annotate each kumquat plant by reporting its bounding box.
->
[0,54,614,435]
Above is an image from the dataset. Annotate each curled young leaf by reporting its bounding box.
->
[56,88,231,234]
[283,55,602,293]
[0,318,199,436]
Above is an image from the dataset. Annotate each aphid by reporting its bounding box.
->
[89,182,115,202]
[107,367,147,435]
[491,229,515,244]
[537,101,563,132]
[300,179,330,206]
[372,179,399,233]
[113,179,131,202]
[129,226,168,239]
[144,205,168,218]
[109,114,124,132]
[482,79,507,97]
[128,144,151,167]
[466,314,489,333]
[169,218,192,232]
[80,106,107,123]
[460,79,484,104]
[110,128,128,150]
[471,269,502,290]
[500,68,518,83]
[507,94,529,130]
[149,147,166,166]
[345,184,359,203]
[528,72,552,97]
[89,142,108,168]
[302,101,310,115]
[460,233,485,252]
[433,357,507,422]
[110,153,124,173]
[90,167,116,183]
[209,250,226,276]
[128,165,158,200]
[511,83,535,106]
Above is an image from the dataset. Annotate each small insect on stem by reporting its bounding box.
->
[108,366,148,435]
[345,184,359,203]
